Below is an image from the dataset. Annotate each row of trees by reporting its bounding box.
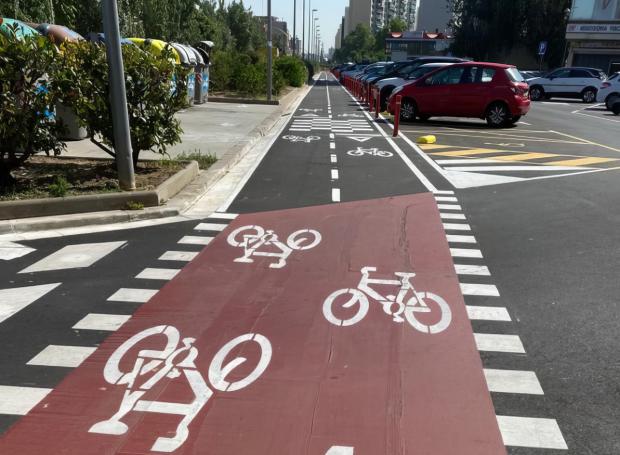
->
[450,0,572,67]
[332,19,408,63]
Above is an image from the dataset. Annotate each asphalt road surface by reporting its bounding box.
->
[1,73,619,454]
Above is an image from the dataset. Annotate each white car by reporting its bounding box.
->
[374,63,453,109]
[596,72,620,110]
[528,67,606,103]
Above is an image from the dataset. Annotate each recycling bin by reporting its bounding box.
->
[193,46,210,104]
[171,43,197,106]
[187,47,206,104]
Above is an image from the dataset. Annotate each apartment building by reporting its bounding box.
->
[416,0,451,33]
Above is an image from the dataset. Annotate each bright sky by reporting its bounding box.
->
[228,0,347,51]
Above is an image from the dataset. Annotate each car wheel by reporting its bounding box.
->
[510,115,522,124]
[613,101,620,116]
[582,88,597,103]
[606,94,620,110]
[418,115,430,122]
[400,99,417,122]
[486,103,510,128]
[530,85,544,101]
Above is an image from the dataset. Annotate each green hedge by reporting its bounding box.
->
[275,56,308,87]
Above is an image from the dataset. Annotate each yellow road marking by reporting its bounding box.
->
[431,148,512,157]
[419,144,455,150]
[545,157,619,167]
[491,152,559,162]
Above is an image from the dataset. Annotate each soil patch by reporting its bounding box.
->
[1,156,184,201]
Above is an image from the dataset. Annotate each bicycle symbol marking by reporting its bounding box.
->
[89,326,272,453]
[347,147,393,158]
[299,108,323,113]
[283,135,321,143]
[323,267,452,334]
[338,113,363,118]
[227,225,322,269]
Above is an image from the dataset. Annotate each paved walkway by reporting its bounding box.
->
[63,101,279,160]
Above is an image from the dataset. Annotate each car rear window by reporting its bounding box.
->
[505,68,525,82]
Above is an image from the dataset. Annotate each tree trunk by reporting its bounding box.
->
[0,161,17,192]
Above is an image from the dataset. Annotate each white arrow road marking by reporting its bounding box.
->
[0,242,36,260]
[348,136,373,143]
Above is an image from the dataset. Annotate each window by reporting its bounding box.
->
[571,69,594,78]
[426,67,466,86]
[480,68,496,83]
[548,69,571,79]
[506,68,525,82]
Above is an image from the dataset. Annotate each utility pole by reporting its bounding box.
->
[102,0,135,190]
[293,0,296,56]
[308,1,312,59]
[267,0,273,101]
[302,0,305,59]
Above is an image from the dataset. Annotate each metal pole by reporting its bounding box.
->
[293,0,296,56]
[102,0,135,190]
[302,0,305,59]
[308,2,312,59]
[267,0,273,101]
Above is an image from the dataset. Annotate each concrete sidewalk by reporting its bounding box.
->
[63,101,281,160]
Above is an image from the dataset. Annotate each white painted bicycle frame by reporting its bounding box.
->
[90,326,272,453]
[347,147,393,158]
[282,135,321,143]
[228,225,322,269]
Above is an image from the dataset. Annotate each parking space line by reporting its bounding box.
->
[550,129,620,153]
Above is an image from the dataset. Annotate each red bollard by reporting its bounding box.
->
[369,87,374,112]
[375,89,380,119]
[393,95,402,137]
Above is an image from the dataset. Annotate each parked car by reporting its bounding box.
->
[528,67,606,103]
[596,72,620,109]
[374,63,454,110]
[339,64,368,82]
[387,62,530,128]
[520,70,545,81]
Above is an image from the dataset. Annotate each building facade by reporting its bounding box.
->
[416,0,451,33]
[566,0,620,73]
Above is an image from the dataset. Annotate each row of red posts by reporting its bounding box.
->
[336,72,401,137]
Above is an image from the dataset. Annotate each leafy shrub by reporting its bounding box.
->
[55,42,190,167]
[175,151,217,169]
[0,26,65,189]
[48,175,69,197]
[210,50,235,92]
[275,56,308,87]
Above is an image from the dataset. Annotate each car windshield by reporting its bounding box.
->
[608,72,620,81]
[506,67,525,82]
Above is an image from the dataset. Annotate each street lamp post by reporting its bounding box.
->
[267,0,273,101]
[101,0,135,190]
[313,19,319,61]
[310,8,316,60]
[302,0,305,59]
[562,7,572,66]
[293,0,296,56]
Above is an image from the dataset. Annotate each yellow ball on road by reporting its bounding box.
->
[417,135,437,144]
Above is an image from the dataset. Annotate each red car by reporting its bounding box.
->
[387,62,530,127]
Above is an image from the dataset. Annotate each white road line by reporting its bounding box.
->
[443,223,471,231]
[497,416,567,449]
[443,165,588,172]
[331,169,339,180]
[159,251,198,262]
[72,313,131,331]
[574,111,620,124]
[208,212,238,220]
[466,305,511,321]
[194,222,227,231]
[441,213,466,220]
[454,264,490,275]
[433,190,455,195]
[436,158,506,165]
[330,142,336,149]
[435,196,458,202]
[484,369,544,395]
[178,236,213,245]
[474,333,525,353]
[460,283,500,296]
[107,288,158,303]
[437,204,463,211]
[330,154,338,163]
[446,234,476,244]
[0,283,61,324]
[20,241,126,273]
[332,188,341,202]
[542,101,570,105]
[329,133,335,139]
[0,385,52,415]
[136,268,181,281]
[27,345,97,368]
[450,248,483,258]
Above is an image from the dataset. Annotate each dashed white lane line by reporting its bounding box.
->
[208,212,238,220]
[331,169,339,180]
[72,313,131,331]
[330,154,338,163]
[435,196,458,202]
[434,190,455,195]
[440,213,467,220]
[178,236,213,245]
[332,188,341,202]
[446,234,476,244]
[330,142,336,149]
[484,369,544,395]
[159,251,199,262]
[27,345,97,368]
[136,268,181,281]
[0,283,61,325]
[194,222,227,231]
[460,283,500,296]
[437,204,463,211]
[107,288,158,303]
[474,333,526,353]
[443,223,471,231]
[454,264,491,276]
[0,385,52,415]
[496,416,568,449]
[466,305,511,321]
[450,248,483,258]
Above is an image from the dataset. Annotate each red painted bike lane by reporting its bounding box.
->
[0,194,506,455]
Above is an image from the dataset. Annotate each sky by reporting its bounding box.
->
[227,0,348,51]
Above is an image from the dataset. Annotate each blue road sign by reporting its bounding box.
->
[538,41,548,56]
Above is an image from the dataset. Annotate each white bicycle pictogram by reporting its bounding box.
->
[323,267,452,334]
[283,135,321,143]
[227,225,322,269]
[89,326,272,453]
[347,147,393,158]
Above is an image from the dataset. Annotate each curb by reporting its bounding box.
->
[0,84,311,235]
[207,97,280,106]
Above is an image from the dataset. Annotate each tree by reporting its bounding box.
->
[335,23,376,62]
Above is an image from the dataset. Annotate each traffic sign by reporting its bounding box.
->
[538,41,548,56]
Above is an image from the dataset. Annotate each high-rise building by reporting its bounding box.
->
[341,0,419,39]
[349,0,373,32]
[335,24,342,49]
[416,0,451,33]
